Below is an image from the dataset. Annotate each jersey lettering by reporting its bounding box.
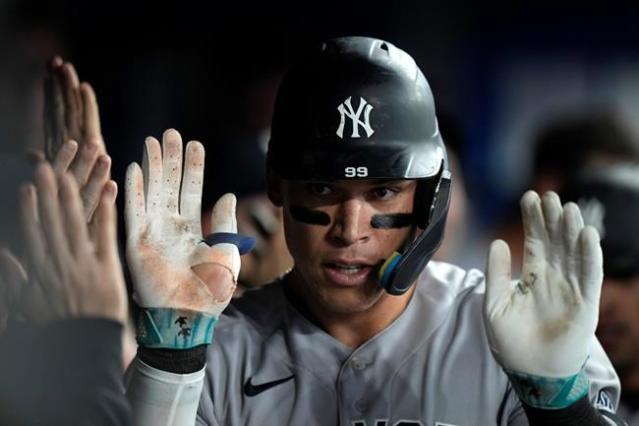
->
[595,389,614,411]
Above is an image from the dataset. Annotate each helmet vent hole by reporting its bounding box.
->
[380,42,389,52]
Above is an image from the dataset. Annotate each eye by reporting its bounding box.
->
[371,187,398,200]
[308,183,334,196]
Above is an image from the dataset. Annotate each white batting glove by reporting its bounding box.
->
[125,129,240,317]
[484,191,603,408]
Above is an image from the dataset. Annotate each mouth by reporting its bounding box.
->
[321,260,377,287]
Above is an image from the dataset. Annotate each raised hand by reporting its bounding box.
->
[43,57,104,159]
[13,163,127,325]
[125,129,240,316]
[484,191,602,407]
[42,57,109,220]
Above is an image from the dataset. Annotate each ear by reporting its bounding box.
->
[267,168,283,206]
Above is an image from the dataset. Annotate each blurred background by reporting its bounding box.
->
[2,0,639,269]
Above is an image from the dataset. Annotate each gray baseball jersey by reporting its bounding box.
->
[189,261,620,426]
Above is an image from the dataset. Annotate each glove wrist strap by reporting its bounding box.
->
[505,365,590,409]
[136,307,218,349]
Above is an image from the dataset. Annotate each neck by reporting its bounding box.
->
[322,290,414,349]
[285,272,415,349]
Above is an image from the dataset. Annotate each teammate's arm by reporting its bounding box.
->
[484,191,626,426]
[0,161,130,425]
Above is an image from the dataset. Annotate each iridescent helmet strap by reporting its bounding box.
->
[378,170,452,295]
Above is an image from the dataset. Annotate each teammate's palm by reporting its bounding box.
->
[125,129,239,315]
[484,191,602,377]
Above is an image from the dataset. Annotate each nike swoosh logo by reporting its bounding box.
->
[243,375,295,397]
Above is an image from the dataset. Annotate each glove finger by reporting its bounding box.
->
[562,202,584,279]
[579,225,603,305]
[142,137,163,215]
[161,129,183,214]
[484,239,512,318]
[206,193,240,280]
[541,191,563,264]
[179,140,204,231]
[520,190,547,266]
[124,162,146,240]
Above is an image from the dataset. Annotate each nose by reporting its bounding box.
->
[328,198,370,246]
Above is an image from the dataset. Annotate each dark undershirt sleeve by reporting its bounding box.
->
[523,396,626,425]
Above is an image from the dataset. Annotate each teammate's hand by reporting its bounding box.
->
[44,57,105,160]
[125,129,240,315]
[484,190,602,378]
[17,163,127,324]
[42,57,109,220]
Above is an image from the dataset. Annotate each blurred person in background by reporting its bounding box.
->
[0,56,137,424]
[432,112,471,265]
[41,56,139,367]
[202,74,293,294]
[562,164,639,425]
[0,59,130,424]
[495,110,639,273]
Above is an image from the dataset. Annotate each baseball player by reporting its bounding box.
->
[562,164,639,425]
[124,37,623,425]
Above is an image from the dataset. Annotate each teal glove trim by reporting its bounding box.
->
[136,307,218,349]
[505,366,590,409]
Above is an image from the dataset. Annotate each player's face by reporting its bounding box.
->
[277,179,417,314]
[597,275,639,372]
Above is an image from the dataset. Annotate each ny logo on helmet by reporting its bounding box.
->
[336,96,375,139]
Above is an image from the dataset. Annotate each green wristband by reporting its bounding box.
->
[505,366,590,409]
[136,307,218,349]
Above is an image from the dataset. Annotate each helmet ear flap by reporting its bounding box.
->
[414,162,445,229]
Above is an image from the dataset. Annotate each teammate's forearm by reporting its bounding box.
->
[0,319,131,425]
